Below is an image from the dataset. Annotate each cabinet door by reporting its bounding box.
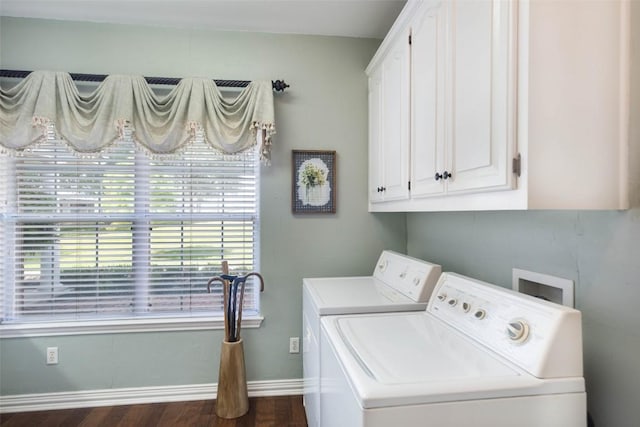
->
[380,33,411,202]
[446,0,517,194]
[368,67,385,203]
[410,2,447,198]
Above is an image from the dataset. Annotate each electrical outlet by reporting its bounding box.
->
[46,347,58,365]
[289,337,300,354]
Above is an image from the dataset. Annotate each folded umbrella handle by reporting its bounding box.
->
[242,272,265,292]
[206,276,225,293]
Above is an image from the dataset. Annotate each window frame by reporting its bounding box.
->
[0,141,263,338]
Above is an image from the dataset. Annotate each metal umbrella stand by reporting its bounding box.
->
[207,261,265,419]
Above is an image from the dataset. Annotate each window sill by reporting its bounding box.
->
[0,316,264,338]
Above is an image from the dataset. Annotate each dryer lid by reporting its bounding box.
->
[303,251,442,315]
[304,276,424,315]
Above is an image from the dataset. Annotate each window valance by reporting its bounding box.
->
[0,70,276,163]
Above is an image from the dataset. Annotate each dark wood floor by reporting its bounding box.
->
[0,396,307,427]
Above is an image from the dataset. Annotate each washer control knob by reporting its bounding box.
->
[462,302,471,313]
[448,298,458,307]
[507,320,530,343]
[413,277,421,286]
[437,294,447,302]
[474,309,486,320]
[378,260,388,272]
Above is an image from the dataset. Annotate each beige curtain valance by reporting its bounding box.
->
[0,71,276,163]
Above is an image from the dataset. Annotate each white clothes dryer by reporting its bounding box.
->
[302,250,442,427]
[320,272,587,427]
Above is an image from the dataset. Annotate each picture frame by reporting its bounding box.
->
[292,150,336,214]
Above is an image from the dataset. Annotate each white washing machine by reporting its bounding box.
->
[320,272,587,427]
[302,250,442,427]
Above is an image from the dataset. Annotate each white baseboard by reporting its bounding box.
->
[0,378,304,413]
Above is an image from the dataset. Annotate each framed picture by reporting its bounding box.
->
[292,150,336,214]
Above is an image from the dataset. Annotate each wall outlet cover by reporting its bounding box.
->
[46,347,59,365]
[289,337,300,354]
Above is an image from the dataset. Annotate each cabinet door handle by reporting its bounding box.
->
[443,171,453,180]
[434,172,443,181]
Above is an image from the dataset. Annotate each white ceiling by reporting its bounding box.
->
[0,0,407,39]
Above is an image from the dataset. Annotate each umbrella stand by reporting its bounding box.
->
[216,338,248,418]
[207,262,265,419]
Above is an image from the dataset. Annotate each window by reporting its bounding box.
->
[0,137,260,330]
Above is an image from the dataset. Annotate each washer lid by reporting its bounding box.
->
[303,277,426,315]
[322,313,585,409]
[337,313,517,384]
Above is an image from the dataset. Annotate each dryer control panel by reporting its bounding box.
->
[373,251,442,303]
[428,272,583,379]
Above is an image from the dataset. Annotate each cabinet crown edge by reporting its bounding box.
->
[366,0,423,75]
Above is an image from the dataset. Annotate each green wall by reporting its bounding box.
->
[0,17,407,394]
[407,4,640,425]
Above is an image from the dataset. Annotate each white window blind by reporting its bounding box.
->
[0,138,260,324]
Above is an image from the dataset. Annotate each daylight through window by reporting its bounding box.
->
[0,138,260,325]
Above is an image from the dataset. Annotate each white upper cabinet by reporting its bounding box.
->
[445,0,516,195]
[367,0,630,211]
[409,1,447,198]
[368,28,411,203]
[411,0,516,200]
[523,0,629,210]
